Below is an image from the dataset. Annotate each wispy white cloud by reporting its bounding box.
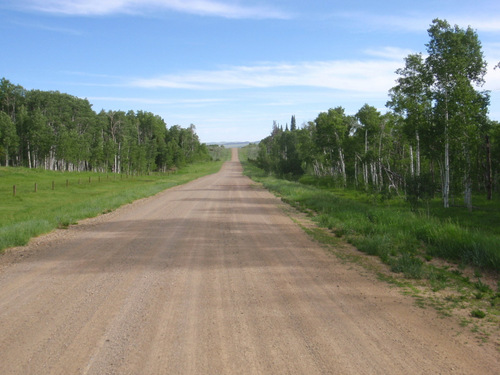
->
[364,47,416,60]
[335,12,428,33]
[130,55,403,93]
[335,12,500,33]
[88,96,231,106]
[9,19,83,35]
[444,17,500,33]
[18,0,290,19]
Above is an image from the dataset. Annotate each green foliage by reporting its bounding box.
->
[207,145,231,161]
[405,173,436,210]
[242,158,500,273]
[252,19,498,212]
[253,123,304,178]
[0,111,19,166]
[0,78,210,173]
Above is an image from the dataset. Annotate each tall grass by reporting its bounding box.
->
[0,157,227,253]
[241,157,500,274]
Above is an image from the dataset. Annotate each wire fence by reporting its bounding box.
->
[5,172,176,197]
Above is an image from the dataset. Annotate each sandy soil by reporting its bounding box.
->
[0,149,498,374]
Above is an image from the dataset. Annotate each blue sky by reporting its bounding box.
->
[1,1,499,143]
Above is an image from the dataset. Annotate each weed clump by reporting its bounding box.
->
[390,253,424,279]
[471,309,486,319]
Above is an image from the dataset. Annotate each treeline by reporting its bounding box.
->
[252,19,500,209]
[0,79,210,173]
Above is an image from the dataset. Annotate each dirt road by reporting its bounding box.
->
[0,149,498,374]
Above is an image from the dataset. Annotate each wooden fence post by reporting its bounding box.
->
[13,185,16,196]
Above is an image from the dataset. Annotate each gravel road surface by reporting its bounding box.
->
[0,149,498,374]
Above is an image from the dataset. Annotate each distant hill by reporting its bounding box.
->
[206,141,258,148]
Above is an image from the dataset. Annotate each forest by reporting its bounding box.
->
[251,19,499,210]
[0,80,210,174]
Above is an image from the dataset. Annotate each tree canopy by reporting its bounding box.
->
[252,19,497,209]
[0,78,210,173]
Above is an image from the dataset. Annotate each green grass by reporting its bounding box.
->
[240,150,499,340]
[0,153,229,253]
[239,155,500,274]
[421,195,500,236]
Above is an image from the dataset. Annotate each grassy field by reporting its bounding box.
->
[0,150,230,253]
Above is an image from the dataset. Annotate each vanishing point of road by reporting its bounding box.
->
[0,149,498,374]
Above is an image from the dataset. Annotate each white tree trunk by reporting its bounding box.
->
[118,142,122,173]
[339,149,346,187]
[378,161,384,187]
[371,163,377,186]
[27,141,32,169]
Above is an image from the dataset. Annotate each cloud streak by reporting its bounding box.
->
[130,55,404,94]
[19,0,290,19]
[335,12,500,33]
[9,19,83,35]
[88,96,231,106]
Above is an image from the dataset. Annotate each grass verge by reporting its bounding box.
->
[240,158,500,274]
